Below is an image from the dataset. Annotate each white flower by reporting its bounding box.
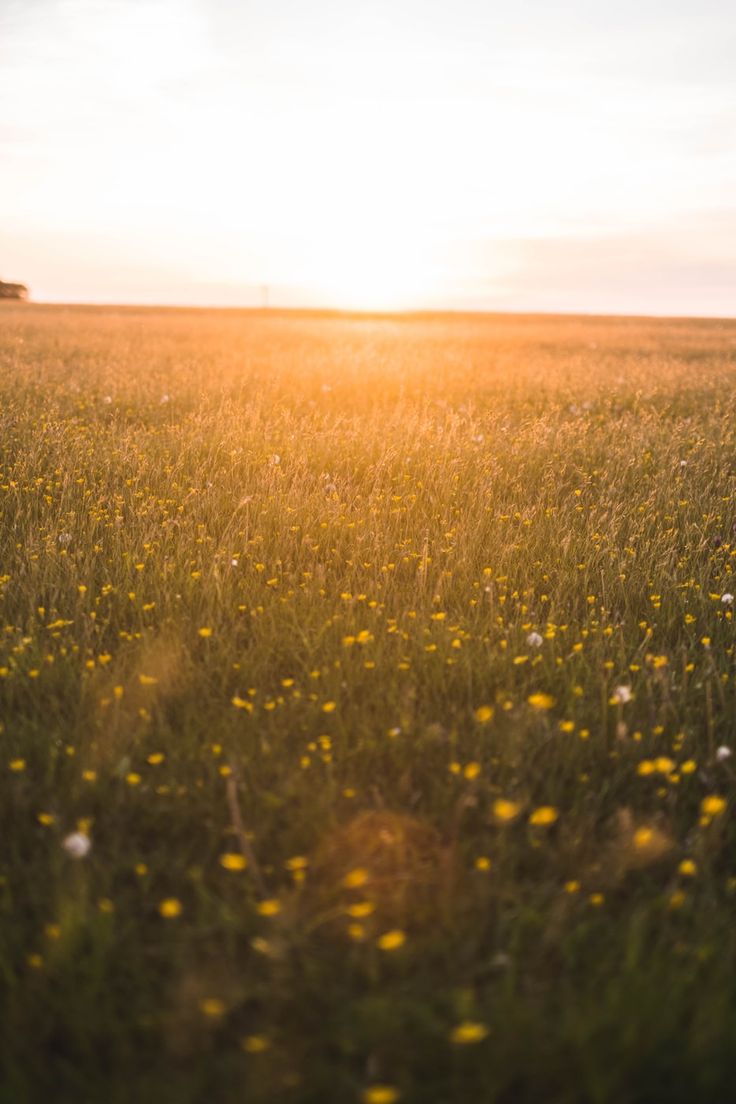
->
[526,631,543,649]
[230,558,239,567]
[160,393,170,404]
[103,395,112,404]
[62,831,91,859]
[58,532,72,546]
[269,454,281,466]
[679,459,687,468]
[716,746,732,762]
[722,593,734,605]
[612,685,632,704]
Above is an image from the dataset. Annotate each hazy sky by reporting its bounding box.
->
[1,0,734,313]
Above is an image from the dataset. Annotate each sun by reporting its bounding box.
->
[267,209,442,312]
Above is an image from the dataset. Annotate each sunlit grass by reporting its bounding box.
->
[2,304,736,1102]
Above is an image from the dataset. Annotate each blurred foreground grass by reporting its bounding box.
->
[2,305,736,1102]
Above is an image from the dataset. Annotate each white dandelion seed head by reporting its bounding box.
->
[716,746,732,762]
[721,593,734,605]
[62,831,91,859]
[526,631,543,649]
[613,685,632,704]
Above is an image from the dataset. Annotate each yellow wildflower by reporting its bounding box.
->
[529,806,558,827]
[257,898,281,917]
[219,852,248,871]
[450,1021,489,1045]
[377,929,406,951]
[158,898,183,918]
[343,867,369,889]
[362,1086,400,1104]
[528,693,555,711]
[493,798,521,823]
[701,795,727,818]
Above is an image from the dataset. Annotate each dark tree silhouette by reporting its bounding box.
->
[0,280,29,300]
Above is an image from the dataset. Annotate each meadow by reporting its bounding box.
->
[3,303,736,1103]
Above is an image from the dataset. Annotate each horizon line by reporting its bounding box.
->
[5,300,736,325]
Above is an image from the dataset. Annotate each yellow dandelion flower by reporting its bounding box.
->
[198,627,213,638]
[564,880,581,894]
[377,929,406,951]
[493,798,521,823]
[679,859,697,877]
[474,705,494,723]
[450,1020,489,1045]
[362,1086,400,1104]
[126,772,142,786]
[200,997,226,1017]
[9,758,26,772]
[343,867,369,889]
[158,898,182,918]
[285,855,308,872]
[231,695,254,712]
[346,900,375,918]
[219,852,248,871]
[474,856,492,872]
[322,701,337,713]
[633,827,654,849]
[464,761,481,781]
[529,806,558,827]
[138,674,158,686]
[257,898,281,917]
[147,752,165,765]
[701,795,727,817]
[528,693,555,711]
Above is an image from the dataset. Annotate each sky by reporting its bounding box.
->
[0,0,734,314]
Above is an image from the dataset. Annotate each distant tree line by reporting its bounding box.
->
[0,280,29,300]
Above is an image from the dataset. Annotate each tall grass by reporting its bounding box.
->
[2,304,736,1102]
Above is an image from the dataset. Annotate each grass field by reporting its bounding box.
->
[3,304,736,1103]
